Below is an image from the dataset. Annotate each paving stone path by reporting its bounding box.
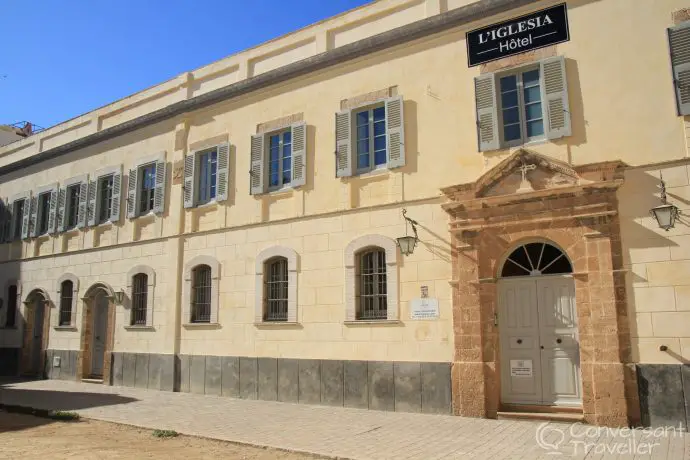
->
[1,379,688,459]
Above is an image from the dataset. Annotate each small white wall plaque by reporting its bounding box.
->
[53,356,61,368]
[510,359,532,378]
[410,298,439,320]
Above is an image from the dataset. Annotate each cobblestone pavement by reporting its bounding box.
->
[1,379,688,459]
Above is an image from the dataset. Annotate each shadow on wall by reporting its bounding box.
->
[0,259,23,377]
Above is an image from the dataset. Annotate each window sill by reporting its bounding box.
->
[53,326,78,331]
[354,167,391,180]
[344,320,402,326]
[265,186,295,197]
[194,200,219,210]
[183,322,221,329]
[254,321,302,329]
[124,325,155,331]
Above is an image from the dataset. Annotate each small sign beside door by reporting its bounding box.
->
[409,298,439,320]
[510,359,533,378]
[466,3,570,67]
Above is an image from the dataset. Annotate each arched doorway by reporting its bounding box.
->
[497,241,582,407]
[79,283,115,382]
[22,289,50,377]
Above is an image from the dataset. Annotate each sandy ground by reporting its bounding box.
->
[0,411,323,460]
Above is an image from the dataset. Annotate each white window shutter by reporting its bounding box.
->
[216,142,230,201]
[540,56,571,139]
[127,167,139,219]
[291,122,307,187]
[47,188,58,234]
[385,96,405,169]
[21,197,31,240]
[250,134,265,195]
[669,22,690,115]
[183,153,196,208]
[110,169,122,222]
[153,159,166,214]
[28,195,38,237]
[335,109,352,177]
[55,188,66,233]
[475,74,499,152]
[83,180,95,228]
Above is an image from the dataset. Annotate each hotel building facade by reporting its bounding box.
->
[1,0,690,429]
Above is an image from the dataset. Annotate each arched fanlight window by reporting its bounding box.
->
[501,242,572,277]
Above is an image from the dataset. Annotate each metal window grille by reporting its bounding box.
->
[6,285,17,327]
[131,273,148,326]
[191,265,212,323]
[138,164,156,214]
[98,175,114,224]
[59,280,73,326]
[264,257,288,321]
[67,185,80,229]
[357,249,387,320]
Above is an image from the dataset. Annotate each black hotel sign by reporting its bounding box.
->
[466,4,570,67]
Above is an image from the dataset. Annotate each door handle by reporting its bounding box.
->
[540,345,544,349]
[556,338,562,344]
[517,339,522,344]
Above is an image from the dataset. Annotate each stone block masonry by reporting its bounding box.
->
[51,351,452,414]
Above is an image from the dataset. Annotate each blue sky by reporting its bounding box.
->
[0,0,370,130]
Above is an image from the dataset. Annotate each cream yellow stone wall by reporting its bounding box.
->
[619,162,690,365]
[0,0,689,366]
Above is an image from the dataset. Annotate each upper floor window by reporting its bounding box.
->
[5,284,17,328]
[191,264,212,323]
[668,21,690,116]
[127,155,166,219]
[87,166,122,226]
[131,273,148,326]
[11,198,25,241]
[250,123,306,195]
[35,192,52,236]
[356,248,388,320]
[183,143,229,208]
[65,184,80,229]
[97,174,114,224]
[356,105,387,172]
[474,56,571,152]
[59,280,73,326]
[268,130,292,191]
[499,68,544,145]
[335,96,405,178]
[264,257,288,321]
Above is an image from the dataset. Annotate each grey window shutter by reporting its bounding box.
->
[475,74,499,152]
[291,122,307,187]
[28,195,38,237]
[183,153,196,208]
[47,188,58,234]
[83,180,94,228]
[127,167,139,218]
[540,56,571,139]
[250,134,265,195]
[385,96,405,169]
[153,159,166,214]
[21,197,31,240]
[216,142,230,201]
[110,169,122,222]
[669,22,690,115]
[55,188,66,233]
[335,109,352,177]
[0,200,5,243]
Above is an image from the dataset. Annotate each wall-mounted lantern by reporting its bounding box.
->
[112,289,125,305]
[396,208,419,256]
[650,173,681,231]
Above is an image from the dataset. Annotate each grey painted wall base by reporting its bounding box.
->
[637,364,689,431]
[176,355,452,414]
[111,352,175,391]
[46,350,78,381]
[0,348,20,376]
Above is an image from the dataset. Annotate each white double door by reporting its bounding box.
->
[498,276,582,407]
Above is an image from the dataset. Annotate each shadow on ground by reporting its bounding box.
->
[0,378,137,433]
